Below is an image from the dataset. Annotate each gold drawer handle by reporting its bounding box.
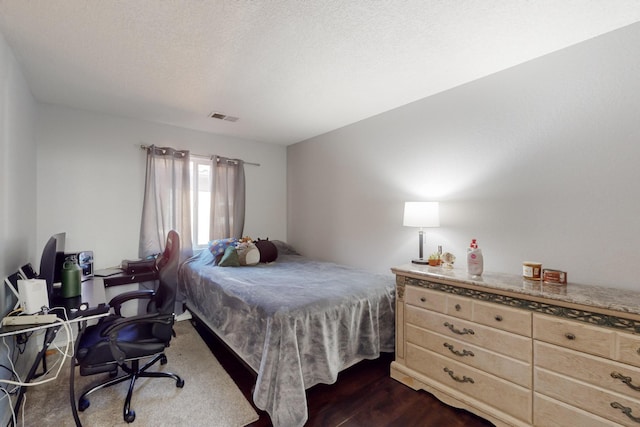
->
[420,297,426,302]
[444,367,474,384]
[565,333,576,340]
[611,372,640,392]
[443,342,474,357]
[611,402,640,423]
[494,315,503,322]
[455,304,461,311]
[444,322,475,335]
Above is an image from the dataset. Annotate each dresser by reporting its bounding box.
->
[391,265,640,427]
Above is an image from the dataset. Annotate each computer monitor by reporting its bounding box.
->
[38,232,66,300]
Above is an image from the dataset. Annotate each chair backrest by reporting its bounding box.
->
[153,230,180,315]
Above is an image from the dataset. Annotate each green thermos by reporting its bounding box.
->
[61,255,82,298]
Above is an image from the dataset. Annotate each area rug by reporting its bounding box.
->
[17,320,259,426]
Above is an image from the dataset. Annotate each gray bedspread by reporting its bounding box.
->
[178,242,395,427]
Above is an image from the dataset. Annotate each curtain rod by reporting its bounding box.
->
[140,144,260,166]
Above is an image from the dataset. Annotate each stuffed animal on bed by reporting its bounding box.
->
[236,240,260,266]
[254,238,278,263]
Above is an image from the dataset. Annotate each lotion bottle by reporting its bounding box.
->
[467,239,483,278]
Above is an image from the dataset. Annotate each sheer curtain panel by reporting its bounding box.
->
[210,156,246,240]
[139,145,193,262]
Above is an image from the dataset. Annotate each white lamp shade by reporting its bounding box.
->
[403,202,440,228]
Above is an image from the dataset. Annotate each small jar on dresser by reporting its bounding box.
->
[390,264,640,427]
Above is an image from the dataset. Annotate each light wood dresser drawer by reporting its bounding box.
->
[473,300,532,337]
[407,324,531,387]
[534,392,619,427]
[533,313,616,359]
[536,367,640,426]
[535,341,640,400]
[404,285,446,313]
[446,295,473,320]
[407,342,532,423]
[617,332,640,368]
[406,305,532,362]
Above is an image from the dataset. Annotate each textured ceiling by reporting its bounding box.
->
[1,1,640,145]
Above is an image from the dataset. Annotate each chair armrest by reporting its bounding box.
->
[108,289,156,316]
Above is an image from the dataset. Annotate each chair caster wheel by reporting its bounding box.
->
[160,355,167,365]
[78,397,90,412]
[176,378,185,388]
[124,410,136,423]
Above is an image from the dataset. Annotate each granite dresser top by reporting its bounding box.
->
[392,264,640,317]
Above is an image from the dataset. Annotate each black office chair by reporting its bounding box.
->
[74,230,184,423]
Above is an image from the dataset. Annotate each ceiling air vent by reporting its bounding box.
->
[209,112,239,122]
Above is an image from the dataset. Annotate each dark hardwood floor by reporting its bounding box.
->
[192,319,494,427]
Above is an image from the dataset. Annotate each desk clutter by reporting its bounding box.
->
[4,236,93,314]
[2,230,182,426]
[3,266,88,321]
[0,232,110,426]
[0,230,161,324]
[2,232,99,326]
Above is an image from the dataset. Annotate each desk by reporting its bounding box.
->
[0,279,108,425]
[102,271,157,288]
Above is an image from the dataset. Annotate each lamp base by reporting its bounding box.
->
[411,258,429,265]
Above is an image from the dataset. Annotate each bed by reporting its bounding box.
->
[178,240,395,427]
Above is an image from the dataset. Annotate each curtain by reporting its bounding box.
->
[139,145,193,261]
[139,145,193,315]
[209,156,246,240]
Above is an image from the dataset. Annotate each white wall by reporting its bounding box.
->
[0,31,38,424]
[0,32,37,312]
[287,23,640,290]
[36,105,287,270]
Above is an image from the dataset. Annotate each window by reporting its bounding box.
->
[189,154,246,250]
[190,156,211,249]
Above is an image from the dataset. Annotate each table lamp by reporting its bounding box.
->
[403,201,440,264]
